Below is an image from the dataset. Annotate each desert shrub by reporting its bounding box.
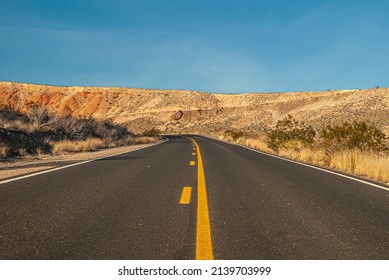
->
[142,128,161,137]
[52,117,130,140]
[267,115,316,151]
[244,138,272,153]
[0,127,50,156]
[0,108,137,157]
[223,130,244,141]
[18,148,27,156]
[320,121,387,152]
[0,145,9,158]
[52,138,104,154]
[26,106,51,128]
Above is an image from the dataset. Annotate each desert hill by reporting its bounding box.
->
[1,82,388,135]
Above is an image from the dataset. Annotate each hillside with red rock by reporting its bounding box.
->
[1,82,388,135]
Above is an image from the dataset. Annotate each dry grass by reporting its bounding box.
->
[330,150,389,183]
[219,135,273,153]
[18,148,27,156]
[1,119,39,133]
[52,136,158,154]
[277,147,329,167]
[270,145,389,183]
[130,136,157,145]
[242,138,273,153]
[220,134,389,184]
[0,145,8,158]
[35,147,44,159]
[114,136,158,146]
[52,138,104,154]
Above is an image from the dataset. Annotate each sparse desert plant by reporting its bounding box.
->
[52,138,104,154]
[35,147,44,158]
[0,145,9,158]
[26,106,52,128]
[142,128,161,137]
[244,138,272,153]
[329,150,389,183]
[132,136,157,144]
[267,115,316,152]
[277,146,329,166]
[223,130,244,142]
[297,148,329,166]
[0,106,160,158]
[116,135,158,146]
[320,121,387,153]
[18,148,27,156]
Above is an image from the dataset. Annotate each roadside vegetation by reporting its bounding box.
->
[0,107,160,158]
[220,115,389,184]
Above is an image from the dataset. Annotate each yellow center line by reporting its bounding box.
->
[189,137,214,260]
[190,161,196,166]
[179,186,192,204]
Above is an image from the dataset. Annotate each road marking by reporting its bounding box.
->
[0,139,169,185]
[179,187,192,204]
[190,161,196,166]
[192,153,196,156]
[193,148,196,150]
[189,137,214,260]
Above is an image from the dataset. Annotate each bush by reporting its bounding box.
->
[52,138,104,154]
[53,117,130,141]
[267,115,316,151]
[320,121,387,152]
[142,128,161,137]
[0,145,9,158]
[0,108,137,157]
[223,130,244,141]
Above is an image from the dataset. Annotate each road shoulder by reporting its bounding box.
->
[0,141,163,181]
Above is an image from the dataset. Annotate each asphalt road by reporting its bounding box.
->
[0,135,388,259]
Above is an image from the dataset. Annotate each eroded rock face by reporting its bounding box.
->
[169,110,183,122]
[1,82,389,135]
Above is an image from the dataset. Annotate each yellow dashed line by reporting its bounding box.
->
[179,187,192,204]
[190,161,196,166]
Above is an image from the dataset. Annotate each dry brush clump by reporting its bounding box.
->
[244,138,273,153]
[0,107,159,158]
[267,115,316,152]
[269,117,389,183]
[220,115,389,183]
[220,130,245,142]
[51,138,105,154]
[0,145,9,159]
[320,121,387,153]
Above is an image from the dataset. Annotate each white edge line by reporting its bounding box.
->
[199,135,389,192]
[0,138,169,185]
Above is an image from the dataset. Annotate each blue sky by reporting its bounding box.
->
[1,0,388,93]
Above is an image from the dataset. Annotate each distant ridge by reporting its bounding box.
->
[1,81,388,135]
